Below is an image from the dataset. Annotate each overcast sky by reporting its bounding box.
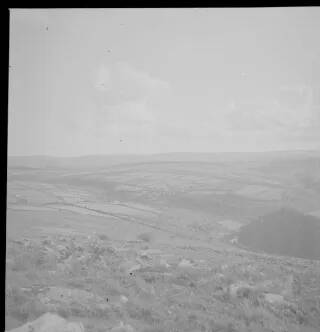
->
[8,8,320,156]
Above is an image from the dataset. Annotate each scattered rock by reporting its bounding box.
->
[110,322,135,332]
[120,261,141,274]
[229,282,256,299]
[41,239,52,246]
[221,264,229,271]
[120,295,129,303]
[139,251,152,260]
[281,274,302,298]
[128,264,141,274]
[230,238,238,244]
[7,312,84,332]
[178,258,193,268]
[139,249,162,258]
[264,293,286,305]
[159,258,170,268]
[37,287,109,313]
[56,245,71,260]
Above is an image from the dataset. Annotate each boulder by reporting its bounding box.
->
[119,261,141,274]
[120,295,129,303]
[159,258,170,268]
[229,282,256,299]
[178,259,193,268]
[7,312,84,332]
[264,293,286,305]
[110,322,135,332]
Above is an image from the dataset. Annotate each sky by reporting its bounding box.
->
[8,8,320,156]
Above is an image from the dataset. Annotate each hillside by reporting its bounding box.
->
[6,151,320,332]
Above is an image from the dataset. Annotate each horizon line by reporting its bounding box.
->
[7,148,320,159]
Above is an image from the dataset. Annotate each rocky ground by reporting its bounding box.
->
[6,232,320,332]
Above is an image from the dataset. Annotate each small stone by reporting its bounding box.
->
[7,312,84,332]
[120,295,129,303]
[264,293,285,305]
[178,259,193,268]
[111,322,135,332]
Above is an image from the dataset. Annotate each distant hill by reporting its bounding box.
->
[238,208,320,260]
[7,150,320,170]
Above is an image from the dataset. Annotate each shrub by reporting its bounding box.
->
[11,254,30,272]
[98,234,109,241]
[137,232,153,243]
[208,320,237,332]
[126,303,159,325]
[56,307,70,319]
